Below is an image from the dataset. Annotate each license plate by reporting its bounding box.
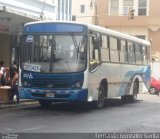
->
[46,93,54,97]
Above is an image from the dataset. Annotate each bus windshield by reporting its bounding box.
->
[20,33,87,73]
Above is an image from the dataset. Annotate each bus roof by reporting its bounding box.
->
[24,20,150,46]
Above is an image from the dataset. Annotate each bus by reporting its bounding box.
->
[19,21,151,108]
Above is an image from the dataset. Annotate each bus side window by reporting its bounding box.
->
[109,37,119,63]
[101,35,110,62]
[142,45,148,64]
[89,34,100,71]
[120,40,128,63]
[135,43,142,64]
[128,42,136,64]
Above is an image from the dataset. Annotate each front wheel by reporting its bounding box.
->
[93,85,106,109]
[39,100,52,108]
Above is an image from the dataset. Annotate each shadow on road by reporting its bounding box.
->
[20,98,144,114]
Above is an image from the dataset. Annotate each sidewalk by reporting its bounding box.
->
[0,99,38,109]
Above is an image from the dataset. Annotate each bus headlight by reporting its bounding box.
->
[72,81,83,88]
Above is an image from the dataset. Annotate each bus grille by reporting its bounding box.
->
[30,79,71,89]
[31,93,70,98]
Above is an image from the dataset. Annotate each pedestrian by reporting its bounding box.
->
[10,60,18,80]
[0,60,5,86]
[1,67,10,86]
[10,68,19,104]
[0,60,5,74]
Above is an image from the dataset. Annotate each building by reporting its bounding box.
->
[96,0,160,61]
[72,0,96,24]
[57,0,72,21]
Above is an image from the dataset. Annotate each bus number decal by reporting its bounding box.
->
[24,63,41,72]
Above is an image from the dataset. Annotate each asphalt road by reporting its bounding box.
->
[0,93,160,136]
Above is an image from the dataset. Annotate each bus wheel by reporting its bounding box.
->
[39,100,52,108]
[121,81,139,103]
[94,84,106,109]
[121,95,129,103]
[129,81,139,103]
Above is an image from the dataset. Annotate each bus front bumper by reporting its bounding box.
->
[19,87,88,102]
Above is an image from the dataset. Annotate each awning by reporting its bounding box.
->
[0,5,40,34]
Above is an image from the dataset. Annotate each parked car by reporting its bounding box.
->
[148,77,160,94]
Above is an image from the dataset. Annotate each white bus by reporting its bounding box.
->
[19,21,151,108]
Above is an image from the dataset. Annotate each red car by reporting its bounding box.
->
[148,77,160,94]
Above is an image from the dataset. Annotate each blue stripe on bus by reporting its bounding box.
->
[24,23,87,33]
[118,65,151,96]
[21,71,84,85]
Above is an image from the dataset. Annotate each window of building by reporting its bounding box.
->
[110,0,119,15]
[123,0,134,15]
[80,5,85,13]
[138,0,147,16]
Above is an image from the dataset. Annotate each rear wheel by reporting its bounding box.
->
[121,80,139,103]
[39,100,52,108]
[129,81,139,102]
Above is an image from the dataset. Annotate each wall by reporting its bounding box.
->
[148,0,160,59]
[0,33,10,66]
[72,0,94,24]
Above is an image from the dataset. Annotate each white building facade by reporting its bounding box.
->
[57,0,72,21]
[72,0,95,24]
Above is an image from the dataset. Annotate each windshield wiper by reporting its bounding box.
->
[71,33,80,59]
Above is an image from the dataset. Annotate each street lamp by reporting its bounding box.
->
[90,0,98,25]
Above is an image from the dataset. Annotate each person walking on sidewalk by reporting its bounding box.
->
[10,60,18,80]
[0,60,5,85]
[10,69,19,104]
[1,67,10,86]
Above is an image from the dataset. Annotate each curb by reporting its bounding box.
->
[0,99,38,109]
